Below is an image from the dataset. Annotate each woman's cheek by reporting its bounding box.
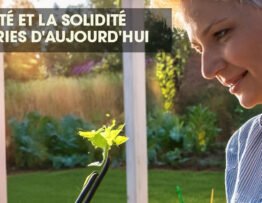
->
[224,40,246,67]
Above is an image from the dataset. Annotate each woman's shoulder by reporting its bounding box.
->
[225,113,262,175]
[226,113,262,153]
[225,114,262,202]
[238,113,262,134]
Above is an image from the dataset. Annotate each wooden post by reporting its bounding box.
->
[122,0,148,202]
[0,51,7,203]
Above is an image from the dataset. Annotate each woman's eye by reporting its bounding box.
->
[214,28,230,40]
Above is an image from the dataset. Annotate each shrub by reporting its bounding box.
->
[9,111,95,169]
[185,104,221,154]
[147,105,222,167]
[147,109,187,166]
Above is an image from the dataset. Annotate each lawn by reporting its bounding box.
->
[8,168,226,203]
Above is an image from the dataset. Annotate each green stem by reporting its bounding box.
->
[83,146,109,188]
[101,146,109,169]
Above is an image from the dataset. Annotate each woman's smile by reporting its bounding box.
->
[228,70,248,94]
[217,70,249,93]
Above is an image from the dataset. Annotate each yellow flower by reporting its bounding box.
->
[198,131,206,146]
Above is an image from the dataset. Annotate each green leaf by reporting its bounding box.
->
[114,136,129,146]
[78,130,96,138]
[79,127,104,139]
[115,124,125,137]
[103,120,121,147]
[109,120,116,131]
[90,133,107,149]
[106,124,125,145]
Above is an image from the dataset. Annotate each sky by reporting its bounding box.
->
[3,0,89,8]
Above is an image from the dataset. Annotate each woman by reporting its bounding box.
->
[153,0,262,202]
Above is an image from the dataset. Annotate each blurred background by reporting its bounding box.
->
[4,0,262,202]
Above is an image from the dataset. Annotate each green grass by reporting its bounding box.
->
[8,169,226,203]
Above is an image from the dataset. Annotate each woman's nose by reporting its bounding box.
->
[201,50,225,79]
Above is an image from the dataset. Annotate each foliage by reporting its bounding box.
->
[171,32,191,90]
[185,104,221,153]
[95,53,122,73]
[9,111,95,169]
[156,52,176,112]
[144,10,173,53]
[79,120,127,151]
[147,105,221,167]
[6,52,122,79]
[147,109,187,166]
[50,154,89,170]
[232,102,262,129]
[78,118,128,187]
[5,52,109,79]
[155,31,191,112]
[43,53,102,77]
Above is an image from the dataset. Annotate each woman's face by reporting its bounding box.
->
[181,0,262,108]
